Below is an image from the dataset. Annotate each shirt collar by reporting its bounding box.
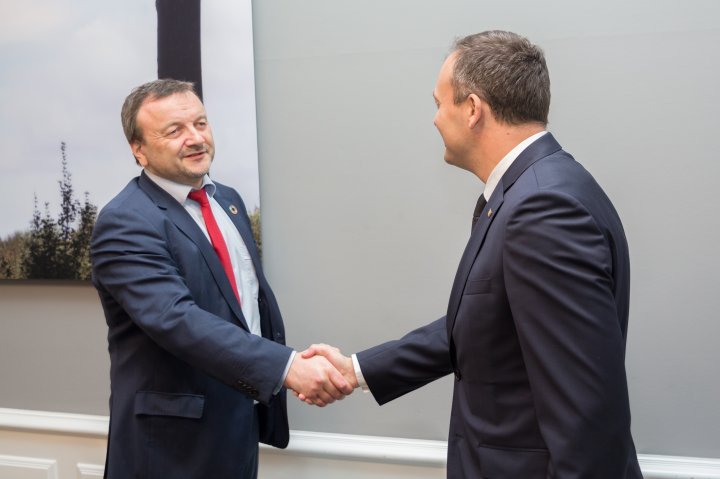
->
[483,130,547,201]
[143,170,216,204]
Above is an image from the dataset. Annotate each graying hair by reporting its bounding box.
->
[120,79,198,144]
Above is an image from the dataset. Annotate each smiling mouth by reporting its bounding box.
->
[184,150,207,160]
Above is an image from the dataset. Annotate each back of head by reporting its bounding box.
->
[121,79,198,145]
[451,30,550,126]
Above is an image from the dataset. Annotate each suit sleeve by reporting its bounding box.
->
[356,317,453,405]
[503,191,634,478]
[91,205,292,405]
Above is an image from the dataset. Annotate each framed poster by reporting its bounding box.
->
[0,0,260,280]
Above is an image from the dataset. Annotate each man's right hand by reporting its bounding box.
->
[283,353,353,407]
[296,344,359,405]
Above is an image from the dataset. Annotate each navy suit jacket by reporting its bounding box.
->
[357,134,643,478]
[91,173,292,478]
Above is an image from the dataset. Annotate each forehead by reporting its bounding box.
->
[137,91,206,126]
[440,52,457,77]
[434,53,457,95]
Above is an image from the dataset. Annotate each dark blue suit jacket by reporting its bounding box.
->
[357,134,643,478]
[91,173,292,478]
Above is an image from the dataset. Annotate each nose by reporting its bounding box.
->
[186,126,204,145]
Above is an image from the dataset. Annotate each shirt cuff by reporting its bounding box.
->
[351,353,370,393]
[274,350,296,395]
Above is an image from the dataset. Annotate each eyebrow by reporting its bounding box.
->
[161,114,208,130]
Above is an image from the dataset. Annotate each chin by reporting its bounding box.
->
[194,170,210,181]
[443,152,457,166]
[190,160,211,175]
[444,155,472,173]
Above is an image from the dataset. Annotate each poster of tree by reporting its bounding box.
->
[0,0,260,281]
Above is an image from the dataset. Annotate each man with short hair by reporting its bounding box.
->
[304,31,643,478]
[91,79,351,478]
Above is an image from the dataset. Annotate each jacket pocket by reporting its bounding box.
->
[464,279,491,295]
[477,444,548,478]
[134,391,205,419]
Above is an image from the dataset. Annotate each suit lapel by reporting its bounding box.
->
[213,188,277,338]
[138,173,250,331]
[446,133,563,335]
[446,190,502,334]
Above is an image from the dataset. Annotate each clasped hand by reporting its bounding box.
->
[283,344,358,407]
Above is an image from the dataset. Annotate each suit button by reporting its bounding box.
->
[454,371,462,381]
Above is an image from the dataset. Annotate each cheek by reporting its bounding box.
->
[170,139,187,154]
[203,129,214,144]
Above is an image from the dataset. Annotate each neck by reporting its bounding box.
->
[474,122,545,182]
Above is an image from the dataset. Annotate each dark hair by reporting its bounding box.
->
[451,30,550,125]
[120,79,198,144]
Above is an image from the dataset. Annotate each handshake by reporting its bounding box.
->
[283,344,358,407]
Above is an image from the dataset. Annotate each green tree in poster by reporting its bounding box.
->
[0,232,28,279]
[248,207,262,259]
[18,142,97,280]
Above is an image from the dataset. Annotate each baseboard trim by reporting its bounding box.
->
[2,408,719,478]
[77,462,105,478]
[639,454,720,478]
[0,407,108,437]
[261,429,447,467]
[0,454,58,479]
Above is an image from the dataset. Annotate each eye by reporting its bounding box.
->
[165,127,180,137]
[196,120,208,129]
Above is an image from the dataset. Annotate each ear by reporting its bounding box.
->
[466,93,483,128]
[131,140,148,167]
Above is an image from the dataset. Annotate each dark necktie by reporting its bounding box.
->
[471,194,487,232]
[188,188,241,303]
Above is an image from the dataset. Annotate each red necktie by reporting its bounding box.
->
[188,188,241,304]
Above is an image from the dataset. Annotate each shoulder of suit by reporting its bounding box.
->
[530,151,597,190]
[101,177,142,208]
[98,176,157,219]
[213,181,245,204]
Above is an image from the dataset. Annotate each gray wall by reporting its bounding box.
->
[0,284,108,415]
[2,0,719,459]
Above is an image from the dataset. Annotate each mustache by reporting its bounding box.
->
[182,146,208,157]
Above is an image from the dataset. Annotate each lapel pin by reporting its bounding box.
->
[487,208,493,217]
[229,205,239,215]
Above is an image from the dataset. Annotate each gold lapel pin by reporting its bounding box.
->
[229,205,239,215]
[487,208,493,217]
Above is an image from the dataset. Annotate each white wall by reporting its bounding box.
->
[251,0,720,456]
